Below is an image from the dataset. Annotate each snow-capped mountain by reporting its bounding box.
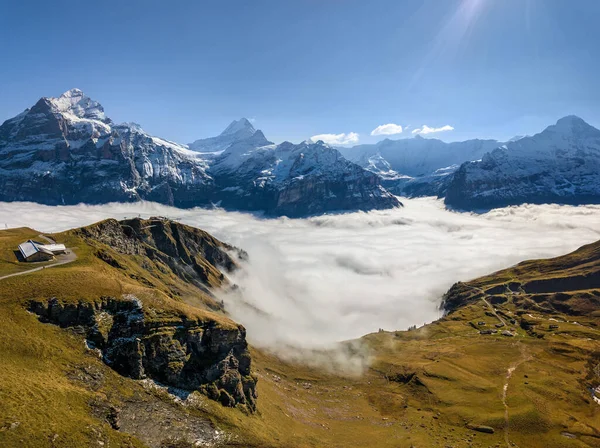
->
[206,136,400,216]
[339,136,501,196]
[188,118,267,154]
[0,89,400,216]
[0,88,213,206]
[444,116,600,210]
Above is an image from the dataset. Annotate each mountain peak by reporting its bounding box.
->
[48,88,108,123]
[188,118,269,152]
[220,118,255,137]
[540,115,598,137]
[556,115,586,126]
[119,122,145,133]
[59,88,85,99]
[552,115,592,131]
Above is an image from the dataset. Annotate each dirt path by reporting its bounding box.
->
[0,236,77,281]
[481,296,506,326]
[464,284,507,326]
[502,343,531,447]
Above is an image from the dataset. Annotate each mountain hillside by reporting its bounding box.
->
[445,116,600,210]
[1,223,599,447]
[443,238,600,316]
[0,90,400,216]
[0,219,262,447]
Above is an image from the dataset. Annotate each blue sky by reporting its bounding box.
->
[1,0,599,145]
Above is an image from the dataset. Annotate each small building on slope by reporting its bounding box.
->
[18,240,66,262]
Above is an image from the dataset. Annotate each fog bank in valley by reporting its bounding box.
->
[1,198,599,351]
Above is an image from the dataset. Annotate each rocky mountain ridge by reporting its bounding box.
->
[0,89,400,216]
[442,236,600,317]
[77,217,245,298]
[342,116,600,210]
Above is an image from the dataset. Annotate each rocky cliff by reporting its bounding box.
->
[29,296,258,411]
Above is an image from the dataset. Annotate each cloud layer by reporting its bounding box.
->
[412,124,454,135]
[1,198,599,354]
[371,123,403,136]
[310,132,359,145]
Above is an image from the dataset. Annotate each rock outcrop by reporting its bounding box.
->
[77,217,246,292]
[29,296,258,411]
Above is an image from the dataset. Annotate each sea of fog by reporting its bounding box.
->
[1,197,599,350]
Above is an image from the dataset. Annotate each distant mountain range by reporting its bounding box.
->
[0,89,399,217]
[338,135,502,197]
[339,116,600,210]
[1,88,599,214]
[444,116,600,210]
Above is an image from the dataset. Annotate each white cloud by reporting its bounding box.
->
[370,123,403,136]
[412,124,454,135]
[310,132,359,145]
[1,199,599,361]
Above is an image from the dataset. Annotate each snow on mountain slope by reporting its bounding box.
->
[0,90,400,216]
[445,116,600,210]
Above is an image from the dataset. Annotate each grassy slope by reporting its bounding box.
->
[0,227,599,447]
[0,227,55,276]
[221,304,598,448]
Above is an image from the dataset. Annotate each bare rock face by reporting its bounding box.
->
[29,297,258,411]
